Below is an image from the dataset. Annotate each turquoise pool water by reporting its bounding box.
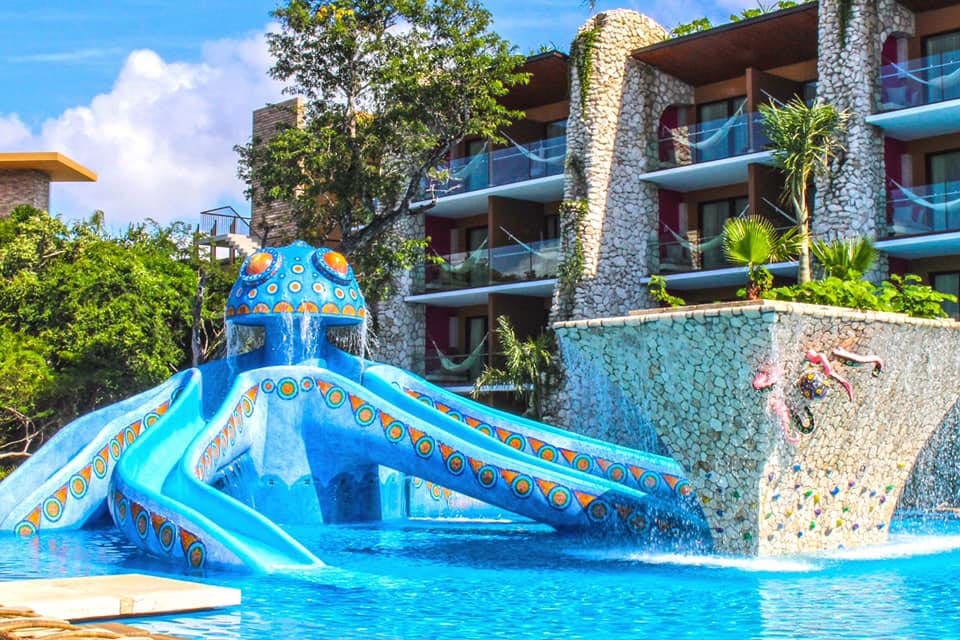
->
[4,515,960,639]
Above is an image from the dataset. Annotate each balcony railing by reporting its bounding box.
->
[658,111,769,168]
[652,225,794,274]
[879,51,960,112]
[423,135,566,199]
[887,181,960,236]
[199,206,251,237]
[424,347,488,384]
[419,238,560,293]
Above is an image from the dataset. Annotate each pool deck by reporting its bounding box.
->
[0,573,240,621]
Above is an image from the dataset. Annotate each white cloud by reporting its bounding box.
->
[0,114,30,147]
[3,27,286,228]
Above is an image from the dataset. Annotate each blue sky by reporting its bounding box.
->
[0,0,753,227]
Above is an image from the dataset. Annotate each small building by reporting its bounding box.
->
[0,152,97,216]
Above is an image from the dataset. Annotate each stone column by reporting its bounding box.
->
[0,170,50,216]
[372,212,426,374]
[251,98,306,245]
[814,0,913,254]
[551,10,692,323]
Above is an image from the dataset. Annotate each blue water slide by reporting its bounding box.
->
[0,371,191,536]
[357,358,696,505]
[109,360,706,571]
[109,368,323,572]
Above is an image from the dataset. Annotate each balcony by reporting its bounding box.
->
[649,226,798,289]
[418,239,560,294]
[418,136,566,217]
[867,52,960,140]
[877,181,960,260]
[643,112,773,192]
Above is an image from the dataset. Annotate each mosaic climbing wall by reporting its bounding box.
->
[555,300,960,555]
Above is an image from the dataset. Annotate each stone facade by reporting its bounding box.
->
[555,301,960,555]
[814,0,913,252]
[0,170,49,215]
[551,10,692,322]
[251,98,306,245]
[372,212,426,374]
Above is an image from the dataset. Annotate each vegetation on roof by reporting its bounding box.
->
[669,0,805,39]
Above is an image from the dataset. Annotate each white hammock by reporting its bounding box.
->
[431,334,488,374]
[891,179,960,213]
[889,60,960,90]
[443,143,489,181]
[437,238,488,275]
[669,101,746,151]
[661,203,749,252]
[500,131,566,165]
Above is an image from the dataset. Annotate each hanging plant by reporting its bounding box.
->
[570,25,600,113]
[556,199,588,318]
[838,0,853,48]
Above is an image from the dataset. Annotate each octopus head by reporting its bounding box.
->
[225,241,366,327]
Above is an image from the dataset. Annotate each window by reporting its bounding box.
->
[543,214,559,241]
[545,119,567,140]
[923,30,960,103]
[932,272,960,319]
[465,315,488,379]
[696,97,748,163]
[699,196,748,268]
[926,149,960,231]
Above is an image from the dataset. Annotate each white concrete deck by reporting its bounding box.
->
[0,574,240,621]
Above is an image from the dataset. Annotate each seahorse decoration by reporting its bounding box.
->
[753,346,883,444]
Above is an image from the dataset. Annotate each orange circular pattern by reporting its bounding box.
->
[323,251,350,277]
[245,251,274,276]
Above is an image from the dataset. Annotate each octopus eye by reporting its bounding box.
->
[240,248,281,285]
[312,248,353,284]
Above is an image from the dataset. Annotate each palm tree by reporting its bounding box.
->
[759,97,849,283]
[722,216,800,299]
[811,237,877,280]
[471,315,554,420]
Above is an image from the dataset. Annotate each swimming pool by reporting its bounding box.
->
[4,514,960,639]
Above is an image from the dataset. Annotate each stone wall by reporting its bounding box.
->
[552,10,692,322]
[814,0,914,255]
[372,212,426,374]
[251,98,305,244]
[555,301,960,555]
[0,170,49,215]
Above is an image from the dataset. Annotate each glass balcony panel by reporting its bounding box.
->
[424,347,488,385]
[416,239,561,293]
[887,181,960,236]
[658,112,768,168]
[652,226,794,273]
[879,51,960,112]
[488,238,560,284]
[422,248,490,292]
[423,135,566,199]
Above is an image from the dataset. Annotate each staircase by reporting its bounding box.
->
[223,233,262,257]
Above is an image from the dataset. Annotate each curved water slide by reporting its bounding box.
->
[0,372,192,537]
[358,358,696,505]
[106,360,706,571]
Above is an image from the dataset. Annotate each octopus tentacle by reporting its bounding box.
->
[831,347,884,377]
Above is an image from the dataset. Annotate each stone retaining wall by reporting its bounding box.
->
[555,301,960,555]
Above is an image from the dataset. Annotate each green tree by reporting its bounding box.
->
[471,316,554,420]
[722,216,800,299]
[811,237,877,280]
[759,97,848,283]
[236,0,528,303]
[0,206,234,461]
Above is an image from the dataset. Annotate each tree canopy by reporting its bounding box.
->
[237,0,529,302]
[0,206,236,464]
